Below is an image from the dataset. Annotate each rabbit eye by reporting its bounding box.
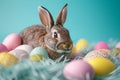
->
[54,32,58,38]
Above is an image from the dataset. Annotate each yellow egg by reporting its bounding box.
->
[88,58,115,76]
[72,45,76,54]
[29,54,44,62]
[0,52,18,67]
[76,39,89,52]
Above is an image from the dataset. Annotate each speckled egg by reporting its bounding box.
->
[0,43,8,52]
[2,33,22,51]
[116,42,120,48]
[94,41,110,50]
[76,39,89,52]
[0,52,18,67]
[88,58,115,76]
[10,49,29,59]
[111,48,120,56]
[15,44,33,53]
[30,47,48,58]
[63,60,94,80]
[83,49,110,61]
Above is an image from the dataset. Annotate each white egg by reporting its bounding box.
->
[10,49,29,59]
[15,45,33,53]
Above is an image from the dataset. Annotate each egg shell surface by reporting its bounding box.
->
[30,47,48,58]
[0,43,8,52]
[84,49,110,61]
[63,60,94,80]
[94,41,110,50]
[0,52,18,67]
[76,39,89,52]
[29,54,44,62]
[10,49,29,59]
[15,44,33,53]
[3,33,22,51]
[117,54,120,60]
[116,42,120,48]
[88,58,115,76]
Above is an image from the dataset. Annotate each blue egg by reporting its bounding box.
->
[30,47,48,58]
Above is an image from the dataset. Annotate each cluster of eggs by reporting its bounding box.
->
[0,33,48,67]
[63,39,120,80]
[0,33,120,79]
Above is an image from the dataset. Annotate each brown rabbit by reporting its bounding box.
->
[20,4,73,60]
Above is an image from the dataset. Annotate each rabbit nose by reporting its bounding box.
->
[57,41,73,50]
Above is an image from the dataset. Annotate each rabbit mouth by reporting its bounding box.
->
[46,43,71,54]
[56,49,71,54]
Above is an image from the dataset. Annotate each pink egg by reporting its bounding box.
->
[2,33,22,51]
[94,41,110,50]
[116,42,120,48]
[117,54,120,60]
[0,43,8,52]
[63,60,94,80]
[9,49,29,59]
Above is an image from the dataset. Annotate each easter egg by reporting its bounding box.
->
[76,39,89,52]
[84,49,110,61]
[15,45,33,53]
[72,45,76,54]
[111,48,120,56]
[115,42,120,48]
[88,58,115,76]
[3,33,22,51]
[117,54,120,60]
[94,41,110,50]
[0,43,8,52]
[0,52,18,67]
[71,45,83,58]
[63,60,94,80]
[29,54,44,62]
[30,47,48,58]
[10,49,29,59]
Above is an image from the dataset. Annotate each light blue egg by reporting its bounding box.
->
[30,47,48,58]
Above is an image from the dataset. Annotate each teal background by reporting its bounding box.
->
[0,0,120,44]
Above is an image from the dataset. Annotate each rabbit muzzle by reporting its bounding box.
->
[56,41,73,54]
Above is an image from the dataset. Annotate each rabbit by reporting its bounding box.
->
[20,4,73,60]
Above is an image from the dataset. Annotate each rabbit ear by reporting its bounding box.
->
[38,6,54,30]
[56,4,68,25]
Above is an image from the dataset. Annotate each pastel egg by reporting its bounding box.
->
[15,45,33,53]
[63,60,94,80]
[2,33,22,51]
[83,49,110,61]
[76,39,89,52]
[94,41,110,50]
[30,47,48,58]
[117,54,120,60]
[115,42,120,48]
[72,45,76,54]
[0,43,8,52]
[111,48,120,56]
[88,58,115,76]
[29,54,44,62]
[10,49,29,59]
[0,52,18,67]
[71,45,83,58]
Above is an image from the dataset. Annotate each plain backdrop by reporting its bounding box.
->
[0,0,120,44]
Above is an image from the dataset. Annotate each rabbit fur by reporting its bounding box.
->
[20,4,73,60]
